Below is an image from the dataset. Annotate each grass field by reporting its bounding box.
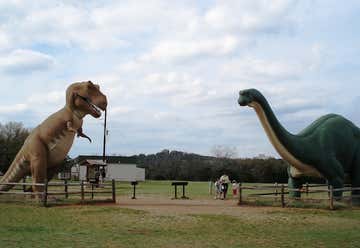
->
[1,180,360,248]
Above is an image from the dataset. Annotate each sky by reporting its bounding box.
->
[0,0,360,158]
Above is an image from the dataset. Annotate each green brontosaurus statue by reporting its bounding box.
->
[238,89,360,200]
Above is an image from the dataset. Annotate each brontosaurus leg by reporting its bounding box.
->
[351,151,360,205]
[319,157,345,198]
[287,166,303,198]
[288,175,303,198]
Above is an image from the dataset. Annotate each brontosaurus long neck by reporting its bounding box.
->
[249,93,322,177]
[251,93,295,151]
[249,96,308,171]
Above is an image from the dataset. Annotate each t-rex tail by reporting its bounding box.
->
[0,152,30,192]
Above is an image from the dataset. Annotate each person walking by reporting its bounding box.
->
[220,174,230,199]
[214,179,222,199]
[232,180,239,197]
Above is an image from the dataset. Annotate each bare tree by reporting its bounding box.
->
[210,145,238,159]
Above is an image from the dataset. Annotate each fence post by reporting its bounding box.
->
[64,179,68,199]
[91,183,94,200]
[80,180,84,202]
[281,184,285,208]
[112,179,116,203]
[329,185,334,210]
[22,177,26,192]
[350,186,353,208]
[43,180,48,207]
[305,182,309,196]
[238,182,242,205]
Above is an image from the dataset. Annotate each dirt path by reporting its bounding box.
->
[116,196,278,217]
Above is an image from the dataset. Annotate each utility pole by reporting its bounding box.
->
[102,109,107,163]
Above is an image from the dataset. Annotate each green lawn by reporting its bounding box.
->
[1,180,360,247]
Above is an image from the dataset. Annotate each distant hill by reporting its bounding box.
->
[134,149,292,183]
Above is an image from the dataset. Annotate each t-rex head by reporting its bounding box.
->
[66,81,107,118]
[238,88,261,107]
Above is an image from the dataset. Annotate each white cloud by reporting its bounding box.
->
[27,90,64,105]
[0,31,10,51]
[0,49,54,74]
[0,103,27,114]
[204,0,297,33]
[222,57,304,82]
[141,35,239,62]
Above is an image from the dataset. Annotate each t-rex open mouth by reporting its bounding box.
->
[76,94,102,116]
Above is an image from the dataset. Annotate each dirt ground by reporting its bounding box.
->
[116,196,278,217]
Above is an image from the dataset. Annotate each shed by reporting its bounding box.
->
[72,155,145,182]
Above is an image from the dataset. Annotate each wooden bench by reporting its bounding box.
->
[171,182,189,199]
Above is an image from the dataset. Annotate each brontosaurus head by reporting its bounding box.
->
[66,81,107,118]
[238,88,261,106]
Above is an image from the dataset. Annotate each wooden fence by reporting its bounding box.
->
[0,179,116,207]
[237,183,360,210]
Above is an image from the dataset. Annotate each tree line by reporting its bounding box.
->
[136,149,292,183]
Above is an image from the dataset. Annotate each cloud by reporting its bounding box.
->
[0,49,54,74]
[141,35,240,62]
[222,57,304,82]
[0,31,10,51]
[0,103,28,114]
[204,0,298,34]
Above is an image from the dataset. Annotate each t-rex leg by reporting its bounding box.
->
[29,143,48,194]
[47,167,60,182]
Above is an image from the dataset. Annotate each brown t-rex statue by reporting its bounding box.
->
[0,81,107,193]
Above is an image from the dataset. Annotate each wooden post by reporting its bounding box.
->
[91,183,94,200]
[238,182,242,205]
[80,180,84,202]
[305,182,309,196]
[174,185,178,199]
[274,182,278,202]
[112,179,116,203]
[329,185,334,210]
[43,180,48,207]
[281,184,285,208]
[22,177,26,192]
[64,179,68,199]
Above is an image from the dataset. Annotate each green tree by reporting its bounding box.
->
[0,122,30,174]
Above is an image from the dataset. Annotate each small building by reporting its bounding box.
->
[70,155,145,182]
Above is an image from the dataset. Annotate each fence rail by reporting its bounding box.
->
[237,183,360,210]
[0,179,117,207]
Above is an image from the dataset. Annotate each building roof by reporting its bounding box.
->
[79,159,107,166]
[73,155,137,165]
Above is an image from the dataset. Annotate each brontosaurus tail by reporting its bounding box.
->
[0,153,30,192]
